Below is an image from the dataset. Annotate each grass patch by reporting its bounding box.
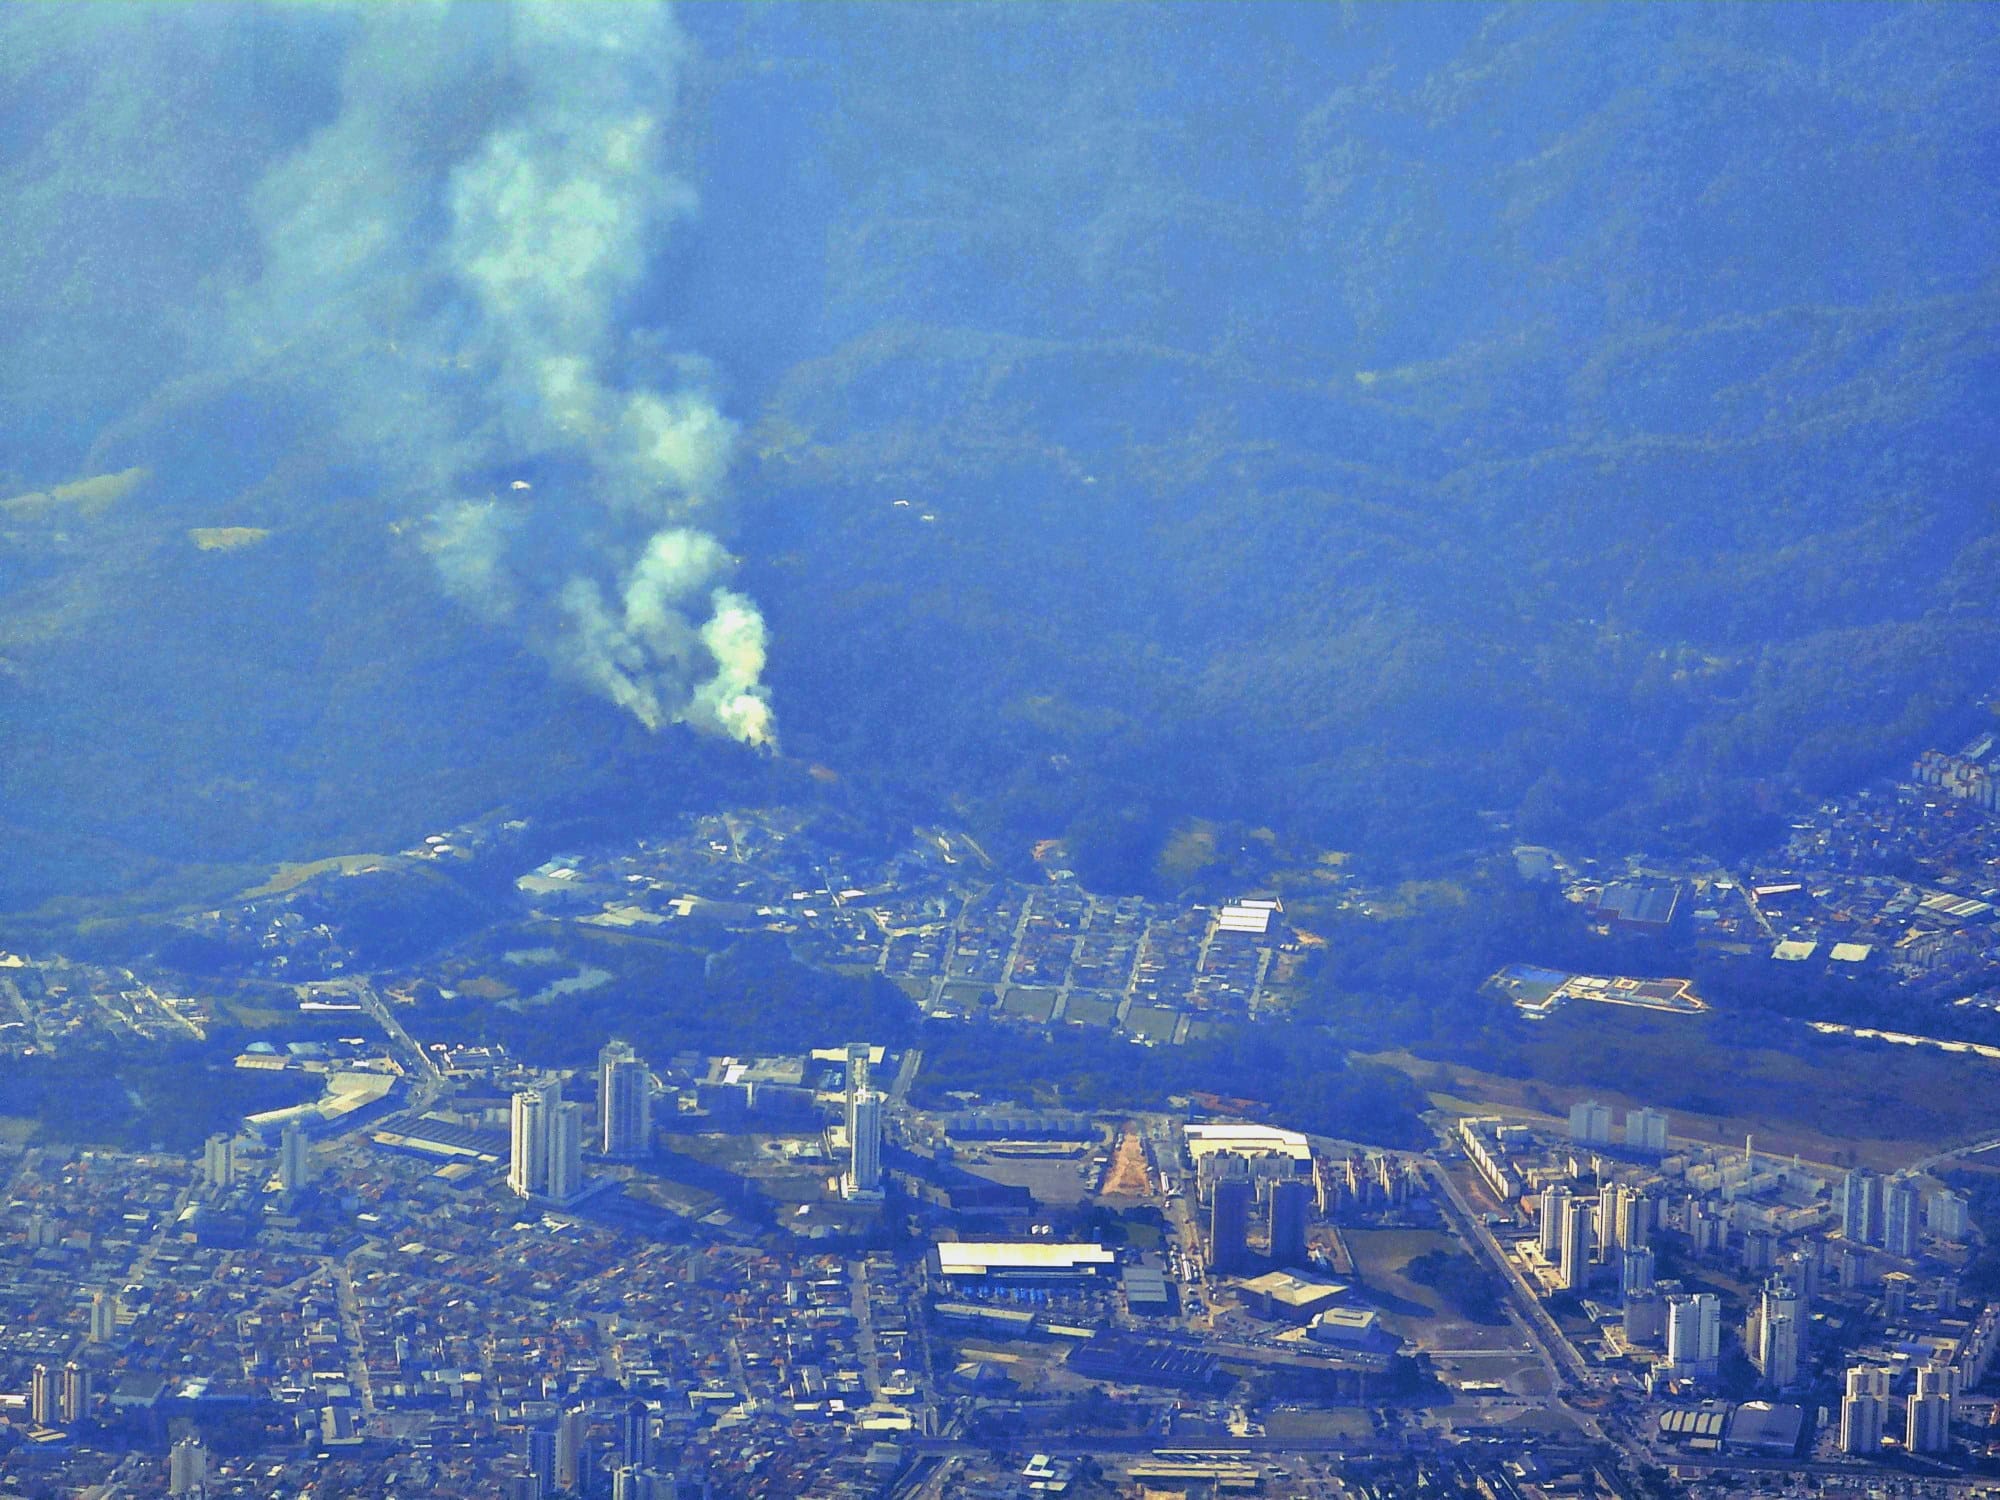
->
[1122,1003,1181,1041]
[1062,994,1119,1027]
[242,853,397,899]
[1001,988,1058,1023]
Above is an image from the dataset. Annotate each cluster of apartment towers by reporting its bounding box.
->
[507,1041,886,1206]
[1544,1104,1969,1456]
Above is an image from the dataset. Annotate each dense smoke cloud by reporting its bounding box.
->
[229,0,775,746]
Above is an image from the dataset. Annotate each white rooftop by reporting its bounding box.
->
[933,1242,1115,1274]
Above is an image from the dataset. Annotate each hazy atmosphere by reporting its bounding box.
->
[3,5,2000,1494]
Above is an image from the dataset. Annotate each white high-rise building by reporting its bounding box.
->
[1757,1278,1803,1390]
[1840,1168,1882,1245]
[1884,1174,1922,1259]
[1841,1365,1889,1454]
[59,1362,89,1425]
[1907,1363,1954,1454]
[1568,1100,1613,1147]
[548,1101,586,1205]
[1929,1189,1971,1243]
[846,1089,883,1198]
[202,1133,235,1190]
[168,1434,208,1496]
[555,1403,588,1492]
[509,1083,551,1198]
[1624,1107,1669,1152]
[1666,1293,1721,1379]
[844,1041,872,1138]
[89,1290,118,1343]
[277,1118,311,1193]
[599,1042,652,1159]
[1558,1196,1592,1291]
[1538,1185,1572,1257]
[1621,1245,1656,1302]
[28,1363,55,1427]
[510,1080,587,1204]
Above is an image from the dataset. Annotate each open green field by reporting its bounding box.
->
[1062,994,1119,1027]
[1369,1000,2000,1170]
[1001,988,1059,1023]
[1123,1003,1181,1041]
[939,981,991,1013]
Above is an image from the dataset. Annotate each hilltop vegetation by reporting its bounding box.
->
[1,4,1997,912]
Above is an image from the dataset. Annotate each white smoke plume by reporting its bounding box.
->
[230,0,775,746]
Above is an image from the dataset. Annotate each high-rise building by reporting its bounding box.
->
[555,1403,588,1493]
[28,1363,55,1427]
[844,1041,872,1139]
[847,1089,883,1198]
[59,1362,89,1425]
[1568,1100,1613,1147]
[614,1472,677,1500]
[548,1101,585,1205]
[1624,1107,1669,1152]
[89,1290,118,1343]
[1558,1196,1593,1292]
[510,1080,586,1204]
[1267,1180,1311,1268]
[1883,1175,1921,1259]
[168,1435,208,1497]
[1841,1365,1889,1454]
[278,1118,312,1193]
[599,1042,652,1159]
[1757,1277,1803,1389]
[620,1398,652,1470]
[1929,1189,1971,1243]
[1597,1183,1627,1257]
[1907,1363,1954,1454]
[1621,1190,1653,1250]
[1840,1168,1883,1245]
[1210,1178,1252,1275]
[1666,1293,1721,1379]
[525,1424,557,1496]
[510,1083,552,1198]
[1621,1245,1656,1303]
[202,1132,235,1191]
[1538,1185,1572,1257]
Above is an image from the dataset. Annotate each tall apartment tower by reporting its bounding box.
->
[1840,1168,1883,1245]
[28,1363,55,1427]
[1666,1293,1721,1379]
[58,1362,89,1425]
[202,1132,235,1190]
[1558,1195,1593,1291]
[548,1100,585,1205]
[509,1084,552,1198]
[1621,1245,1657,1303]
[1841,1365,1890,1454]
[277,1118,311,1193]
[844,1041,872,1138]
[599,1042,652,1159]
[1883,1175,1922,1259]
[1930,1189,1972,1242]
[555,1403,589,1492]
[1539,1185,1573,1258]
[1624,1107,1669,1152]
[89,1290,118,1343]
[1210,1178,1253,1275]
[511,1079,587,1204]
[1267,1179,1311,1268]
[167,1435,208,1497]
[847,1089,883,1198]
[1568,1100,1613,1146]
[1907,1363,1954,1454]
[1756,1277,1803,1389]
